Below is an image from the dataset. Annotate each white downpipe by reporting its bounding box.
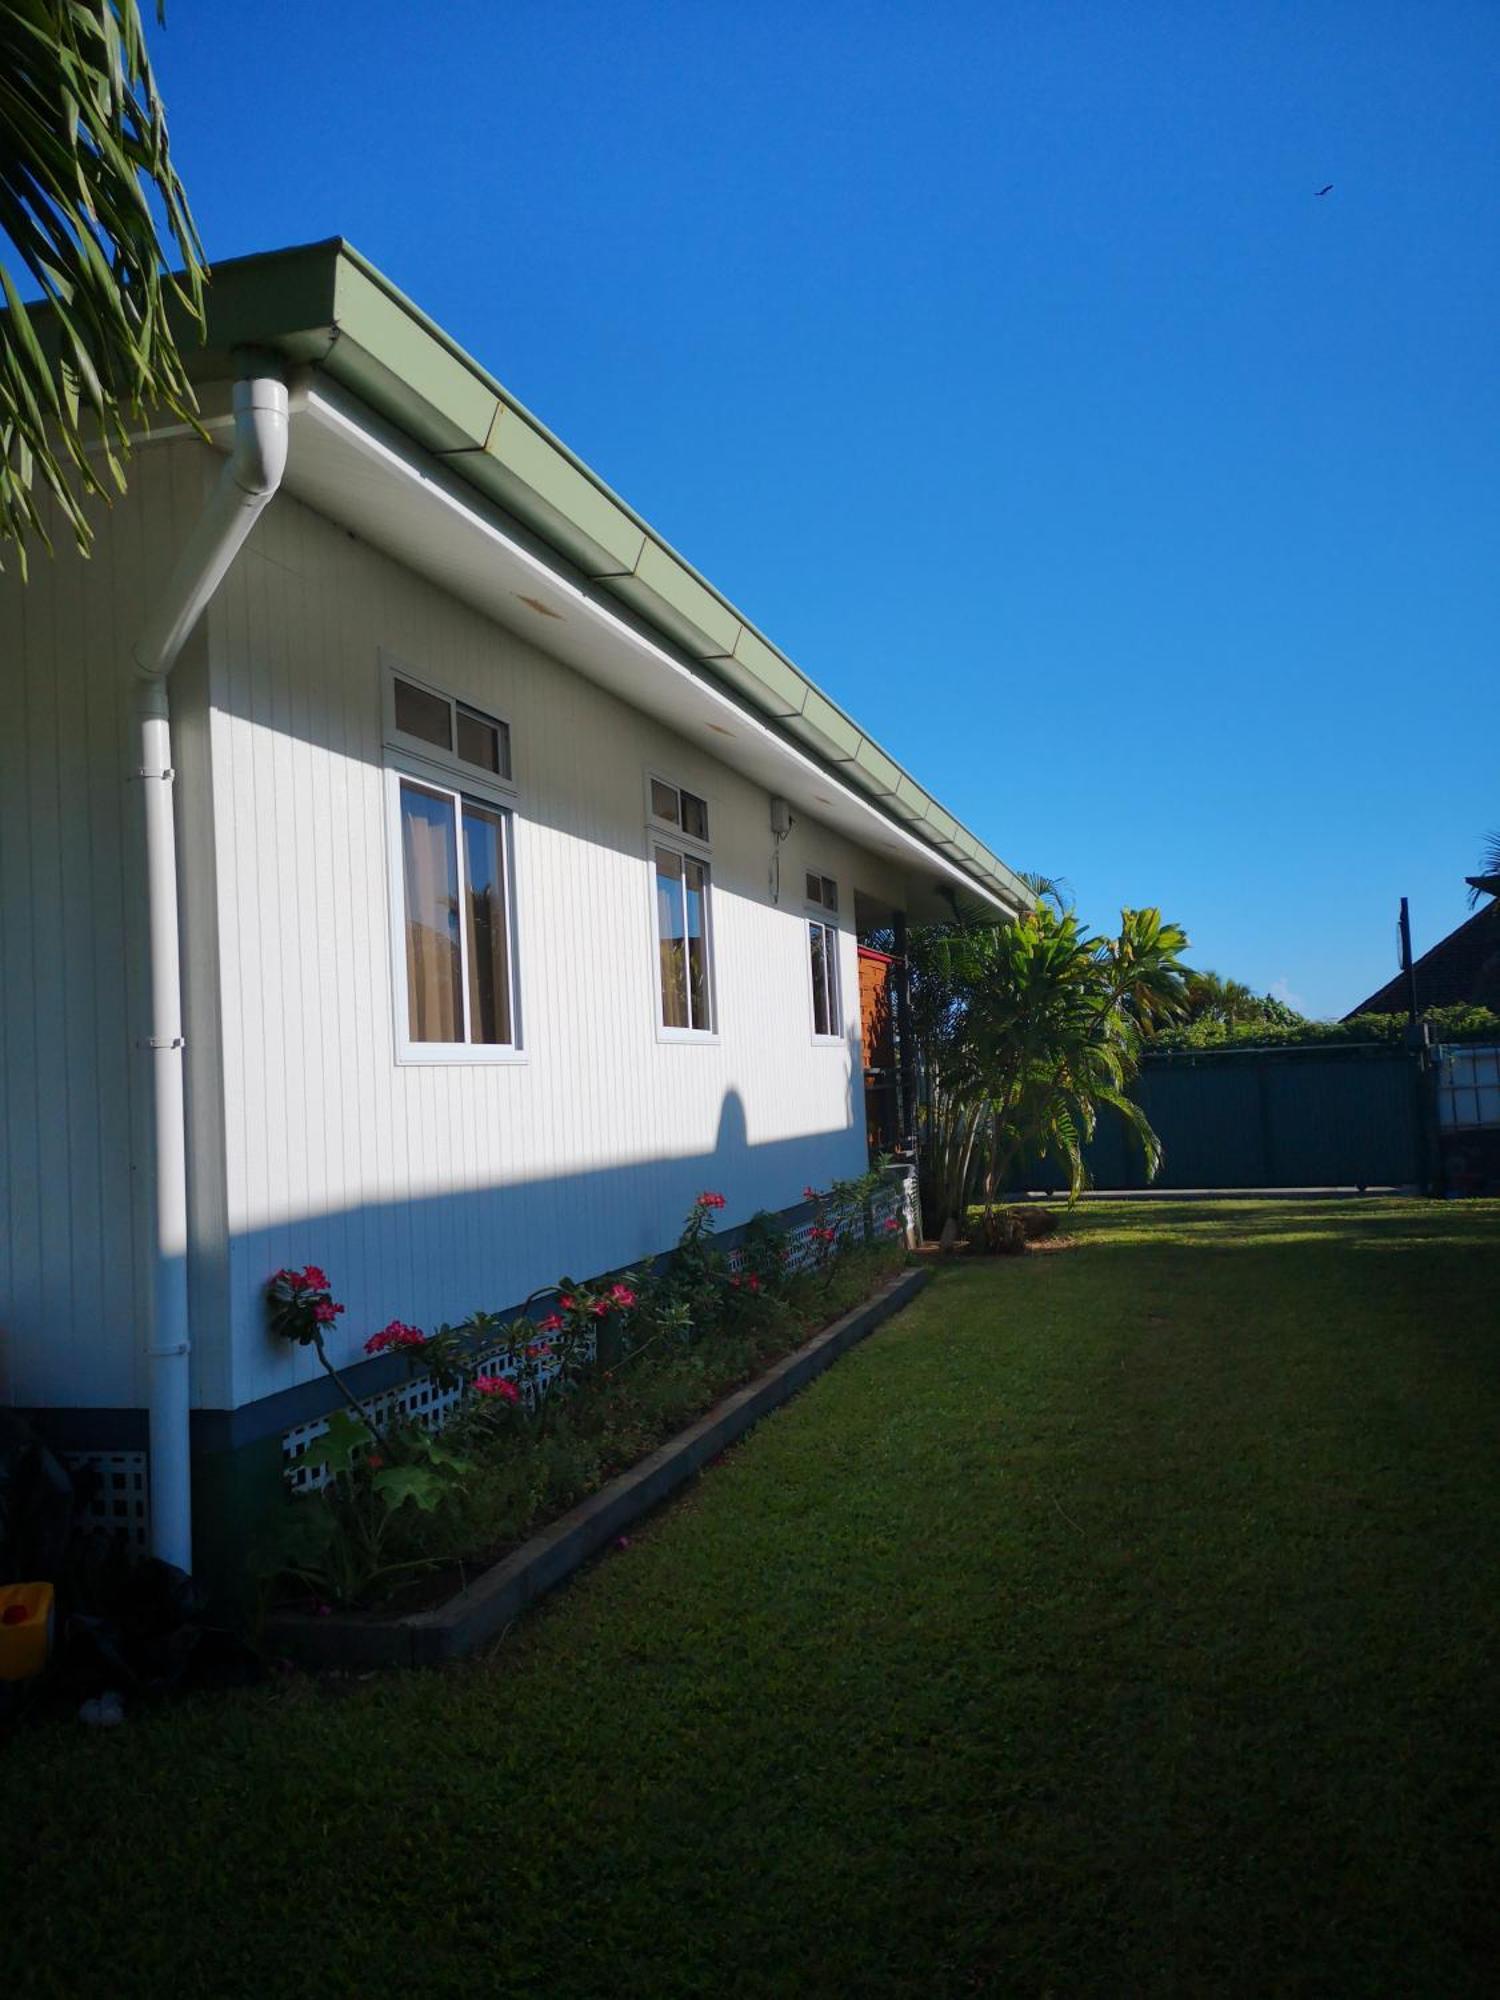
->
[131,365,290,1572]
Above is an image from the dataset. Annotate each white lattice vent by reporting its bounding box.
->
[64,1450,150,1552]
[282,1333,579,1494]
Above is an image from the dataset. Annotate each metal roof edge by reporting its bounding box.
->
[185,238,1031,912]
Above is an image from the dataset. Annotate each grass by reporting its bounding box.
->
[4,1197,1498,1996]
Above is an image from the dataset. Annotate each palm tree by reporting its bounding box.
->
[1467,831,1500,908]
[1,0,205,574]
[909,902,1191,1238]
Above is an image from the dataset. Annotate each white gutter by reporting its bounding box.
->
[304,381,1025,922]
[130,362,290,1573]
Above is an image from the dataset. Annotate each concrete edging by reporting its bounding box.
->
[264,1265,930,1670]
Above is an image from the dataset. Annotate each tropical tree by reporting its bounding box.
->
[1180,968,1302,1030]
[1467,830,1500,908]
[908,902,1191,1238]
[0,0,205,574]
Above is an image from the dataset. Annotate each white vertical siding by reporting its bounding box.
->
[2,445,910,1418]
[0,443,215,1408]
[208,487,901,1411]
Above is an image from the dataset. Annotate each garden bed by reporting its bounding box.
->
[264,1264,927,1669]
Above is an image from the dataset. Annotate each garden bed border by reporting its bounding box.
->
[264,1265,929,1669]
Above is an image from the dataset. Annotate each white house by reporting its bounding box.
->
[0,240,1029,1583]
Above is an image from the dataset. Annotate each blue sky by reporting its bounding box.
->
[147,1,1496,1017]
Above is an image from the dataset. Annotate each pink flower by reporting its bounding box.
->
[558,1295,575,1311]
[300,1265,330,1292]
[696,1191,726,1210]
[588,1298,608,1318]
[883,1216,902,1234]
[747,1274,762,1293]
[475,1374,519,1403]
[312,1299,344,1324]
[537,1313,564,1334]
[609,1284,636,1309]
[364,1320,426,1355]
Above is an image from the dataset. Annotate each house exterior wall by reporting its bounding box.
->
[205,483,901,1413]
[0,442,217,1412]
[3,440,908,1424]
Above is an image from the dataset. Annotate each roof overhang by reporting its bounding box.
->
[162,238,1030,918]
[239,377,1006,923]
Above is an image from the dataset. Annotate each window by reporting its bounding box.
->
[390,669,511,781]
[808,918,841,1039]
[648,774,714,1035]
[395,778,517,1051]
[650,777,709,844]
[806,870,841,1040]
[384,660,519,1060]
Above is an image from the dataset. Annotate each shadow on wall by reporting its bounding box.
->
[210,1078,868,1430]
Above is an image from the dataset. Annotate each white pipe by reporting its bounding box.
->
[131,365,290,1572]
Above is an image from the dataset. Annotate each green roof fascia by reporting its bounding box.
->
[183,238,1029,910]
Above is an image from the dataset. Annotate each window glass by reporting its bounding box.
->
[684,856,711,1029]
[809,922,830,1036]
[806,871,822,906]
[394,677,453,751]
[681,789,709,842]
[462,803,512,1044]
[655,845,689,1027]
[457,705,509,778]
[400,781,463,1041]
[651,779,680,826]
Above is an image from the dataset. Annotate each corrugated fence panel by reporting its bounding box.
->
[1010,1048,1421,1193]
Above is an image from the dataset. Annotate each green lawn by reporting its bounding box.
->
[4,1199,1498,1997]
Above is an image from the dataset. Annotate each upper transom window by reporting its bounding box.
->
[391,670,512,782]
[805,871,839,913]
[650,777,709,845]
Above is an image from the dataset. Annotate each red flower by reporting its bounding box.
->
[588,1298,608,1317]
[803,1185,819,1201]
[312,1299,344,1324]
[526,1342,555,1361]
[747,1274,762,1292]
[364,1320,426,1355]
[300,1265,330,1292]
[366,1452,385,1472]
[883,1216,902,1234]
[537,1313,565,1334]
[559,1295,575,1311]
[475,1374,519,1403]
[609,1283,637,1308]
[696,1191,726,1210]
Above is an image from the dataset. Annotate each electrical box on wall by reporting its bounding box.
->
[770,796,793,838]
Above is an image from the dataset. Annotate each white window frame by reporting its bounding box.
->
[805,870,844,1044]
[381,657,524,1066]
[382,651,514,785]
[646,770,717,1042]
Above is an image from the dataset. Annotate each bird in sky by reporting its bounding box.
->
[1315,184,1334,196]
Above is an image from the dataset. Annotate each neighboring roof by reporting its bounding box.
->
[178,238,1028,915]
[1345,895,1500,1018]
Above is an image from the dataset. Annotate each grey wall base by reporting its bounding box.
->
[265,1265,929,1670]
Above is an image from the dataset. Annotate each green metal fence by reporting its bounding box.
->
[1009,1043,1424,1192]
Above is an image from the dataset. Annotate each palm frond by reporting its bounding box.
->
[0,0,205,574]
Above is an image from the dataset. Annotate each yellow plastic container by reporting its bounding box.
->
[0,1581,55,1681]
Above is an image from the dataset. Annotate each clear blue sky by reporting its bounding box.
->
[148,0,1496,1017]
